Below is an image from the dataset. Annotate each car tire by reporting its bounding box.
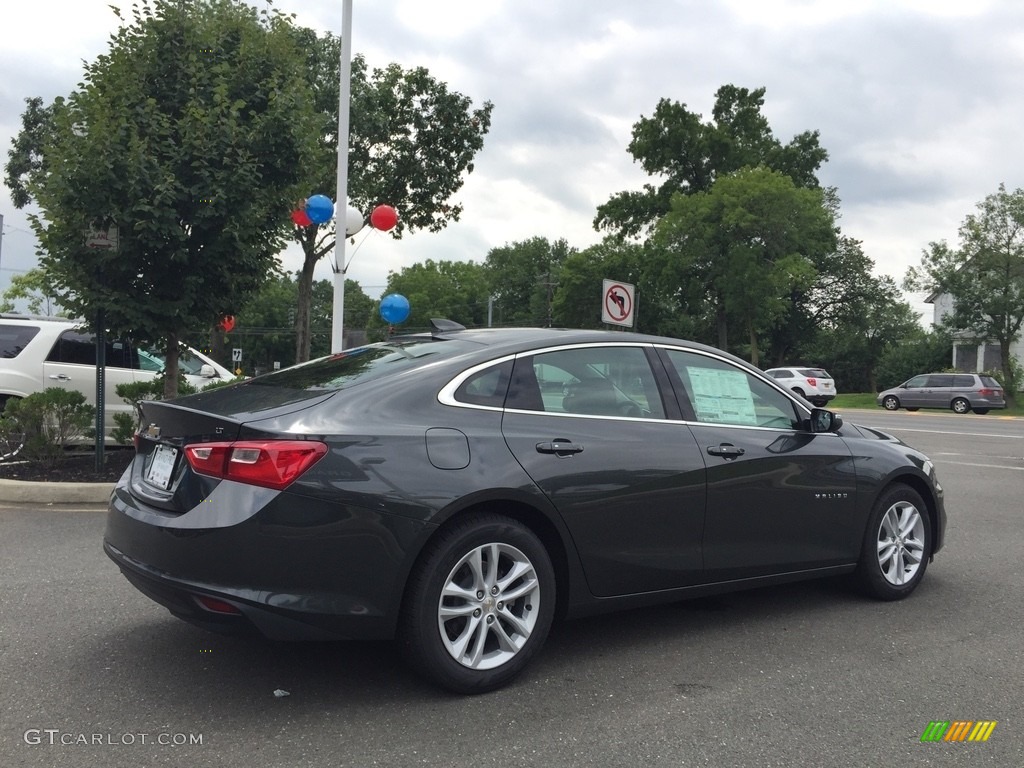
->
[906,407,920,412]
[793,387,806,398]
[951,398,970,414]
[855,485,931,601]
[398,513,556,694]
[973,408,989,415]
[881,395,900,411]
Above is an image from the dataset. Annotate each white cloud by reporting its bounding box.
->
[2,0,1023,334]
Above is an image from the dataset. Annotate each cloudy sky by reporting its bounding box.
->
[2,0,1023,324]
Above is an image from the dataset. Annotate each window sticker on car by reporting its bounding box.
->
[688,367,757,425]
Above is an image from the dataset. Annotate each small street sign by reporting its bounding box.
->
[601,279,636,328]
[231,348,243,362]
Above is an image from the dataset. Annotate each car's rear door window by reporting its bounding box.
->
[506,346,665,419]
[45,330,138,369]
[952,374,975,388]
[925,374,954,388]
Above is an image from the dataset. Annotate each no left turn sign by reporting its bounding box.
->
[601,279,635,327]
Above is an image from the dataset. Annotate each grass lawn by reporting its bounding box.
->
[829,392,1024,416]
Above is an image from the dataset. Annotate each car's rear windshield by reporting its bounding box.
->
[798,368,831,378]
[248,338,477,391]
[0,324,40,359]
[980,375,1001,388]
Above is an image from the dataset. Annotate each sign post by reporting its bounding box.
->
[86,222,118,472]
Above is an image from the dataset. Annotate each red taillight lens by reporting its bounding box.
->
[978,388,994,396]
[806,378,817,387]
[184,440,328,490]
[194,595,242,615]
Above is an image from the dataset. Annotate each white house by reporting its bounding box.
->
[926,290,1024,379]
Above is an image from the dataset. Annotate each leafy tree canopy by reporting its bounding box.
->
[652,166,836,365]
[0,267,64,316]
[6,0,320,395]
[287,27,494,361]
[595,85,828,239]
[905,183,1024,398]
[210,273,372,372]
[484,237,574,327]
[377,259,489,332]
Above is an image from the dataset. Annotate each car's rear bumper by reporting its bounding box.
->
[104,482,434,641]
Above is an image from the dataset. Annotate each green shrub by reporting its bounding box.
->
[112,374,201,444]
[0,388,95,465]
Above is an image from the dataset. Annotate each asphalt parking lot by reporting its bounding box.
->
[1,410,1021,767]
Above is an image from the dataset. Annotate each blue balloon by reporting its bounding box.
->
[379,293,411,324]
[305,194,335,224]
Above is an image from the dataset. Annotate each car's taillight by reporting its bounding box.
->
[806,377,817,387]
[184,440,328,490]
[978,388,995,396]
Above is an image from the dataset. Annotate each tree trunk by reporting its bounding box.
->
[748,319,759,367]
[163,332,180,399]
[209,324,226,369]
[1000,338,1017,407]
[294,229,318,364]
[716,296,728,351]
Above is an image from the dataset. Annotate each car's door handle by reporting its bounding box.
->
[536,440,584,456]
[48,374,70,381]
[707,443,745,459]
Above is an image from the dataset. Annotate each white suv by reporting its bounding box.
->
[763,366,837,407]
[0,315,234,442]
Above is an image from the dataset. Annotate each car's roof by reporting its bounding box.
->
[392,325,736,361]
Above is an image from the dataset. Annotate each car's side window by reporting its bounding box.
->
[665,350,799,429]
[952,374,974,387]
[452,360,513,408]
[926,374,953,388]
[506,346,665,419]
[46,331,139,370]
[905,375,928,388]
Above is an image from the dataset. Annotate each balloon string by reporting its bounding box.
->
[342,228,373,273]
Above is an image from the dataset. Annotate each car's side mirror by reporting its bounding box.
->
[810,408,843,433]
[199,364,217,378]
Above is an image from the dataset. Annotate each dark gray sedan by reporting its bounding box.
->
[105,324,946,693]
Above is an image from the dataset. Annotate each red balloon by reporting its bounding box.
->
[291,208,313,227]
[370,204,398,232]
[220,315,235,332]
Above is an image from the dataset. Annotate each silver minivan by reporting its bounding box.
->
[877,373,1006,414]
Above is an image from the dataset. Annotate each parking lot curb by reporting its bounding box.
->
[0,478,115,505]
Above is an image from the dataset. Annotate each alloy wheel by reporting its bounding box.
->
[875,500,926,586]
[437,542,541,670]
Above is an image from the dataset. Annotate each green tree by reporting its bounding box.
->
[652,167,835,365]
[764,235,921,383]
[288,28,493,361]
[213,273,373,372]
[484,237,574,326]
[0,267,64,316]
[595,85,828,239]
[377,260,489,332]
[875,330,953,391]
[905,183,1024,401]
[803,276,923,392]
[4,96,54,209]
[4,0,319,397]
